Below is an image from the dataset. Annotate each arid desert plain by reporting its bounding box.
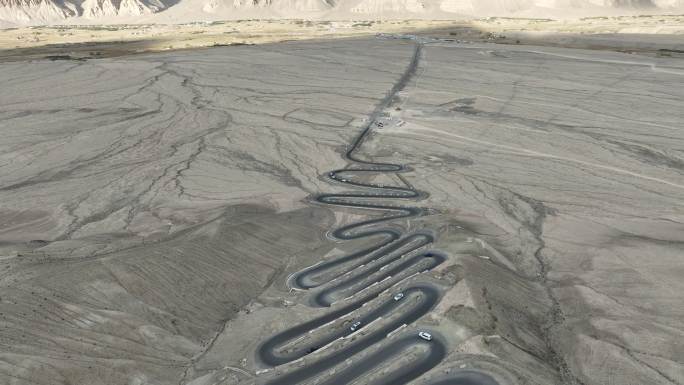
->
[1,20,683,385]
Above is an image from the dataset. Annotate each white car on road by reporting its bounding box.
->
[393,292,404,301]
[418,331,433,341]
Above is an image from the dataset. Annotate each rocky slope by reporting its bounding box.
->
[1,0,684,26]
[0,0,167,25]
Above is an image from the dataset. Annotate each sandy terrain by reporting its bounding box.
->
[1,24,683,385]
[1,15,683,62]
[0,20,458,61]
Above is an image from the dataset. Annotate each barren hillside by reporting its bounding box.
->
[1,0,684,27]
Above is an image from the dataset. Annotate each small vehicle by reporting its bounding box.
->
[329,172,336,179]
[340,179,348,183]
[376,121,384,128]
[418,331,433,341]
[350,321,362,332]
[393,292,405,301]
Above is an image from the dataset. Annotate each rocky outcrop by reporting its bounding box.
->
[0,0,167,24]
[0,0,75,25]
[80,0,167,18]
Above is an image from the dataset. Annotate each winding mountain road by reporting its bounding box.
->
[257,39,500,385]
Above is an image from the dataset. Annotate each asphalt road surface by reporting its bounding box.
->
[261,285,444,384]
[257,41,452,384]
[259,37,499,385]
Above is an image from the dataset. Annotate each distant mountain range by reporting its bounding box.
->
[0,0,165,25]
[1,0,683,26]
